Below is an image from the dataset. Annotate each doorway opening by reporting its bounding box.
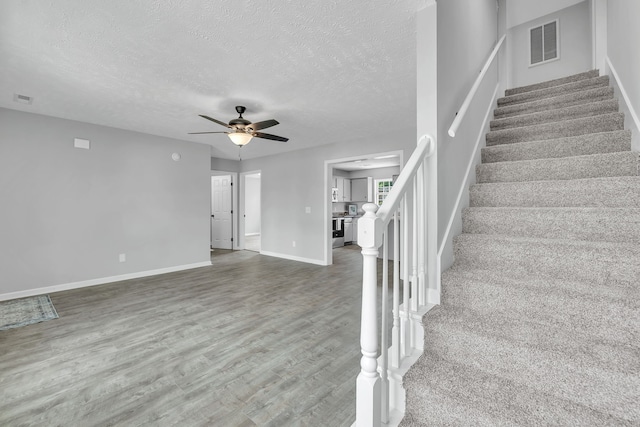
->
[210,174,234,251]
[324,151,403,265]
[241,171,261,252]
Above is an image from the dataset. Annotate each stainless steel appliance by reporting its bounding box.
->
[332,217,344,248]
[343,217,353,244]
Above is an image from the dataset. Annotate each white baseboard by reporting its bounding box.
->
[606,57,640,149]
[244,233,261,236]
[0,261,212,302]
[259,251,327,266]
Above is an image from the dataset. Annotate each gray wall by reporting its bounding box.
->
[244,175,261,235]
[508,1,591,88]
[0,108,211,296]
[234,132,415,263]
[436,0,499,270]
[607,0,640,150]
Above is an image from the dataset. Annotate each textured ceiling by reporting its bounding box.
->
[0,0,418,160]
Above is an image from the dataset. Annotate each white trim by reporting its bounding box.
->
[259,250,327,266]
[244,232,260,236]
[606,57,640,138]
[211,170,239,250]
[438,83,500,259]
[239,170,262,251]
[0,261,212,302]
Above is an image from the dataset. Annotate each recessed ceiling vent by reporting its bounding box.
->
[13,93,33,105]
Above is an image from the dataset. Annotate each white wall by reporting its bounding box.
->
[349,166,400,180]
[0,108,211,298]
[436,0,499,270]
[244,174,261,235]
[508,1,592,88]
[607,0,640,150]
[507,0,585,29]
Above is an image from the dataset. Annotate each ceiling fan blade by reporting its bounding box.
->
[253,132,289,142]
[248,119,279,131]
[188,131,229,134]
[199,115,231,128]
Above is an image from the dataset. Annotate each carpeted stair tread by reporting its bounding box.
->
[440,267,640,345]
[494,86,614,119]
[476,151,639,183]
[504,70,600,96]
[481,130,632,163]
[497,75,609,107]
[470,176,640,208]
[486,112,624,146]
[463,206,640,243]
[453,233,640,283]
[490,99,618,131]
[414,310,640,423]
[401,347,636,427]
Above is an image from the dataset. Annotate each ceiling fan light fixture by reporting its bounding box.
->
[228,132,253,146]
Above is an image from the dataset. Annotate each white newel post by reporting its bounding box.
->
[356,203,383,427]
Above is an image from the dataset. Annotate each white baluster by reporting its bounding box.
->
[356,203,382,427]
[391,211,401,368]
[380,229,389,424]
[427,142,439,304]
[411,178,418,313]
[401,197,410,357]
[417,164,426,307]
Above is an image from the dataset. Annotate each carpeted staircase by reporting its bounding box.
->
[401,70,640,426]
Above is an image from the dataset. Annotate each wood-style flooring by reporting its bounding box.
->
[0,246,387,426]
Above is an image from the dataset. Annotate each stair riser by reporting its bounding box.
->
[490,100,618,131]
[497,76,609,107]
[462,208,640,243]
[453,236,640,283]
[495,87,614,119]
[476,152,639,184]
[504,70,600,96]
[481,131,632,163]
[486,113,624,146]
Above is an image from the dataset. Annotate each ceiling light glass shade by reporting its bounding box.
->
[228,132,253,146]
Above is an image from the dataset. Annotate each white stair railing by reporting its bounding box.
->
[355,134,437,426]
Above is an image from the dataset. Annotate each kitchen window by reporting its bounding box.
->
[375,178,393,206]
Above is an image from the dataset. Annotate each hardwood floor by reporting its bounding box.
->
[0,247,388,426]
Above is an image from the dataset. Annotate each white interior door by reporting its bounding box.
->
[211,175,233,249]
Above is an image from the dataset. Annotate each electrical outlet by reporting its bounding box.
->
[305,206,311,213]
[119,253,126,262]
[292,241,296,247]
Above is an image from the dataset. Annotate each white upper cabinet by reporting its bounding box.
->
[333,177,351,202]
[350,177,373,202]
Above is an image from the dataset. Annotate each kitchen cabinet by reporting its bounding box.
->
[333,177,351,202]
[342,178,351,202]
[351,177,373,202]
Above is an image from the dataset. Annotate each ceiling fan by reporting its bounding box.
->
[189,106,289,146]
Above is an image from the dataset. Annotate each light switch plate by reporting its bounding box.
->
[74,138,90,149]
[305,207,311,213]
